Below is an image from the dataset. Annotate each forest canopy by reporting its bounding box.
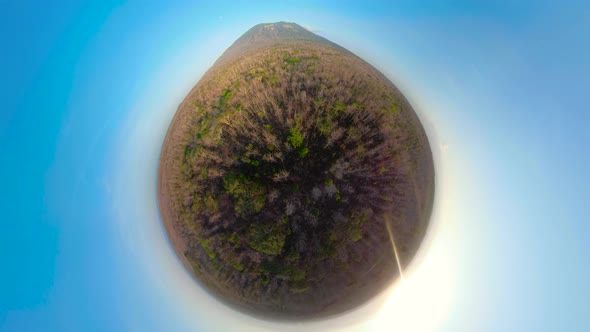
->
[158,22,434,318]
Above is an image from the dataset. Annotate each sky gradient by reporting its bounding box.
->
[1,1,589,331]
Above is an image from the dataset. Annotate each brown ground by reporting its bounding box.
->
[157,22,434,319]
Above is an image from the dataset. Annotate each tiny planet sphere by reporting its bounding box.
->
[158,22,435,318]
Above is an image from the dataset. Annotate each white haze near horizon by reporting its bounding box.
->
[108,15,458,332]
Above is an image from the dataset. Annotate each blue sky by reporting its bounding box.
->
[1,1,589,331]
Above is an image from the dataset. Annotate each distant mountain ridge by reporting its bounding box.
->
[214,22,347,66]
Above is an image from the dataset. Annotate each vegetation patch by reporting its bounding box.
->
[159,22,434,319]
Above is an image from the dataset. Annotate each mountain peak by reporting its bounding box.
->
[249,21,311,37]
[214,21,345,66]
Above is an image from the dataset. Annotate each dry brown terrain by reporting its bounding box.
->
[158,22,434,319]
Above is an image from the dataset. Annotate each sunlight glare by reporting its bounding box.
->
[369,228,452,332]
